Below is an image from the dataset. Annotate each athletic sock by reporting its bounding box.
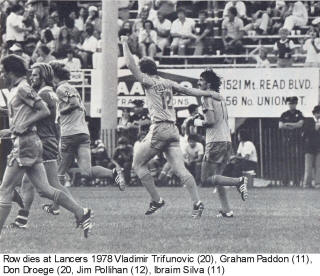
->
[207,175,241,187]
[54,190,83,219]
[217,186,231,213]
[0,203,12,234]
[140,173,161,203]
[15,209,29,226]
[180,174,200,204]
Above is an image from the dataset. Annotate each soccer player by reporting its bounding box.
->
[0,55,92,238]
[9,63,83,228]
[42,61,125,214]
[194,69,248,218]
[121,36,221,218]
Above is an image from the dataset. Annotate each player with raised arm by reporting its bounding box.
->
[195,69,248,218]
[121,35,221,218]
[8,63,85,228]
[0,55,92,238]
[41,61,125,215]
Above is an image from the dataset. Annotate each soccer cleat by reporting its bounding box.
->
[113,167,126,191]
[12,189,24,209]
[237,176,248,201]
[7,221,28,229]
[216,210,234,218]
[192,201,204,219]
[77,208,93,238]
[145,199,165,215]
[42,204,60,215]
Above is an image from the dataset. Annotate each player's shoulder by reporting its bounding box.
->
[17,80,38,99]
[57,82,76,96]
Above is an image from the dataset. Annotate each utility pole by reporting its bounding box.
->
[101,0,118,155]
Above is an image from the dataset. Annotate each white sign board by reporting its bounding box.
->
[91,68,319,118]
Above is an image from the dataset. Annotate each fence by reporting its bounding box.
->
[238,127,305,186]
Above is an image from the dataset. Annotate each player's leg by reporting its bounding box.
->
[0,162,26,235]
[9,175,35,228]
[164,145,204,218]
[76,135,126,190]
[26,163,92,237]
[133,138,161,202]
[203,143,248,201]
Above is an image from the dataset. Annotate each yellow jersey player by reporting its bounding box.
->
[194,69,248,218]
[121,36,221,218]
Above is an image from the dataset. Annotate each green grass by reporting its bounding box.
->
[1,187,319,253]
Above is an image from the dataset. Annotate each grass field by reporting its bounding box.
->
[0,186,319,253]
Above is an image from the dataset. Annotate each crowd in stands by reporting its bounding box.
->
[0,0,102,69]
[117,0,320,67]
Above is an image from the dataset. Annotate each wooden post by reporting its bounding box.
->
[101,0,118,155]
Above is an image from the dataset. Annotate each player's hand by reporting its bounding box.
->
[120,36,129,43]
[0,129,11,138]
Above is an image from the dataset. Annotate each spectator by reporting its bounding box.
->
[223,130,258,178]
[91,139,113,169]
[119,21,139,56]
[36,44,55,63]
[170,8,196,55]
[113,137,133,184]
[5,4,30,47]
[283,1,308,31]
[62,48,82,71]
[249,46,270,68]
[243,8,270,35]
[40,29,55,53]
[65,17,80,44]
[46,14,60,40]
[273,28,295,68]
[153,11,171,54]
[55,26,71,59]
[193,10,211,55]
[183,134,203,183]
[85,5,99,26]
[302,105,320,188]
[132,5,149,35]
[78,23,98,68]
[118,108,132,131]
[130,99,151,138]
[312,17,320,37]
[223,0,247,20]
[74,7,88,32]
[9,43,31,67]
[279,96,304,186]
[302,27,320,67]
[221,6,244,56]
[138,20,158,59]
[22,5,37,37]
[23,35,38,62]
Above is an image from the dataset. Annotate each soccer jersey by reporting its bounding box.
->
[36,86,59,139]
[56,80,89,137]
[8,77,41,136]
[201,95,231,144]
[143,75,176,123]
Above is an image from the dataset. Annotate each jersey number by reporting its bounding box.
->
[161,92,173,110]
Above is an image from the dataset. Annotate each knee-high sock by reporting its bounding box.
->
[0,203,12,234]
[91,166,113,178]
[207,175,241,187]
[217,186,231,213]
[140,173,161,203]
[53,190,83,219]
[181,174,200,204]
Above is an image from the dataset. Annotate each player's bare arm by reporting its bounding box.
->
[172,83,222,101]
[59,96,81,115]
[121,36,153,87]
[12,100,50,135]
